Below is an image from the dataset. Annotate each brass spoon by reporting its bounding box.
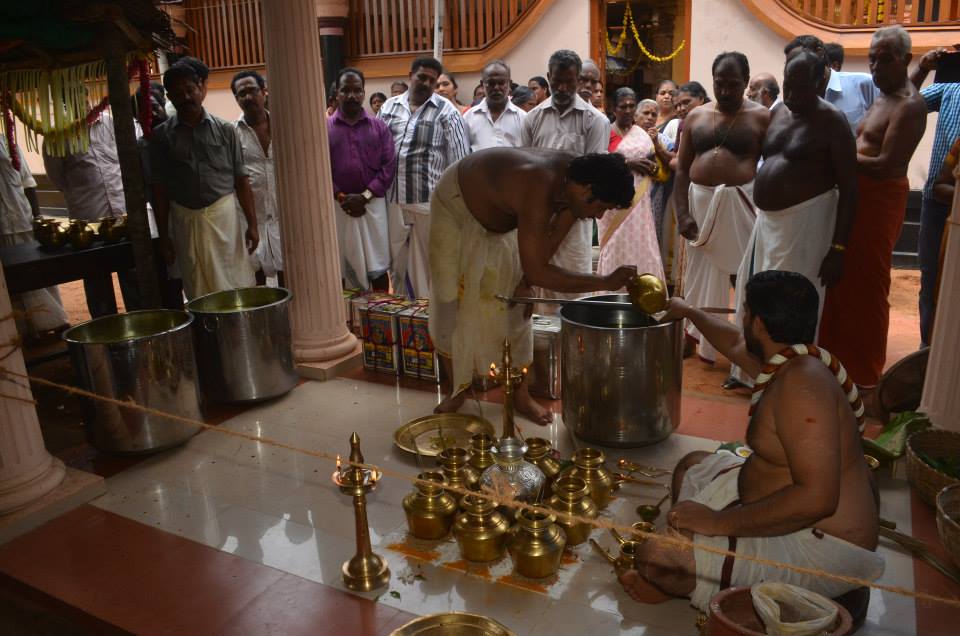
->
[617,458,671,478]
[636,492,672,523]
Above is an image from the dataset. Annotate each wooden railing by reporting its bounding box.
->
[346,0,540,57]
[179,0,265,71]
[782,0,960,28]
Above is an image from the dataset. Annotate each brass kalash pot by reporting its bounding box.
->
[402,471,458,540]
[453,494,510,562]
[507,507,567,578]
[546,476,597,546]
[523,437,563,487]
[468,433,496,473]
[66,219,96,250]
[438,447,480,501]
[561,447,617,509]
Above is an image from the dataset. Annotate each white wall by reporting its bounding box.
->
[690,0,935,189]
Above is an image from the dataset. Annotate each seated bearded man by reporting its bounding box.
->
[619,270,883,611]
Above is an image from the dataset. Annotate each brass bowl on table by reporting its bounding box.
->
[36,222,67,249]
[906,429,960,507]
[390,612,515,636]
[394,413,495,458]
[937,483,960,570]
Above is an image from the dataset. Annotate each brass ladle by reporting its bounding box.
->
[636,492,672,523]
[613,472,670,489]
[617,458,671,478]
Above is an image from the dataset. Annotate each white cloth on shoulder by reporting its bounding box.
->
[681,452,885,612]
[730,188,838,385]
[169,192,256,300]
[684,182,756,362]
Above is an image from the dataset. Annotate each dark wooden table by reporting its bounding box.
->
[1,240,135,295]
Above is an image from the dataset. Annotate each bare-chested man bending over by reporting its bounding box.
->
[619,270,883,611]
[674,52,770,367]
[430,149,637,422]
[729,49,858,387]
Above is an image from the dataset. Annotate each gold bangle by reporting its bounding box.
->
[831,243,846,252]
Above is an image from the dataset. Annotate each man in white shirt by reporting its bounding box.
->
[462,60,526,152]
[232,70,284,287]
[0,137,69,336]
[521,49,610,311]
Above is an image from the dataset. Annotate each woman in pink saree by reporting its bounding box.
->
[597,87,665,282]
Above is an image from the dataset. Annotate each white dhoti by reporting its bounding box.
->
[533,219,593,315]
[251,215,283,279]
[392,202,432,299]
[1,232,69,334]
[169,193,256,300]
[681,452,885,612]
[730,188,838,385]
[335,197,403,290]
[428,166,532,394]
[684,182,756,362]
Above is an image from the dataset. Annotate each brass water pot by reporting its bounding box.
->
[438,447,480,500]
[546,476,597,546]
[561,447,617,508]
[627,273,668,314]
[615,540,644,572]
[36,220,66,248]
[99,216,128,243]
[403,472,459,540]
[523,437,563,487]
[468,433,496,472]
[67,220,95,250]
[453,494,510,562]
[507,507,567,579]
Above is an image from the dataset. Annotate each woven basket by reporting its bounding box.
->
[937,484,960,571]
[906,429,960,507]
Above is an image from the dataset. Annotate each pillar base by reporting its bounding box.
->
[0,467,105,545]
[297,341,363,381]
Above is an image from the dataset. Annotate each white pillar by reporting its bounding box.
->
[0,262,65,514]
[261,0,361,378]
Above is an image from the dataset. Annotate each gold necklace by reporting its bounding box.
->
[713,103,743,155]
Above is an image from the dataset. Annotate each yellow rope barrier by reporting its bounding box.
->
[4,368,960,609]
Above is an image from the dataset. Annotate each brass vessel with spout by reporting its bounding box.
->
[468,433,496,472]
[591,538,644,573]
[67,219,96,250]
[523,437,563,487]
[506,507,567,579]
[437,447,480,500]
[610,520,656,545]
[546,475,597,546]
[561,447,617,508]
[402,471,458,540]
[453,494,511,562]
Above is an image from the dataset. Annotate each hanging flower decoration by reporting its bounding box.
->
[2,91,18,170]
[605,2,686,65]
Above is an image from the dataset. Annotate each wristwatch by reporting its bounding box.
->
[361,189,374,203]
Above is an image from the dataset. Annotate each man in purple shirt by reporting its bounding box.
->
[328,68,397,290]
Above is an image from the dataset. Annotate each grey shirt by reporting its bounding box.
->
[150,110,248,209]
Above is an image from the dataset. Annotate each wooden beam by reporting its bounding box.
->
[102,32,161,309]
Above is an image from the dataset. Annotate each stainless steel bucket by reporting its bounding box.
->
[186,287,298,402]
[561,294,682,447]
[63,310,202,454]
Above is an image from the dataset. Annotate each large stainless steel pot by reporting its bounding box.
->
[186,287,297,402]
[63,310,202,454]
[561,294,682,447]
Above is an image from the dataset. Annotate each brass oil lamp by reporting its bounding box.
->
[437,447,479,500]
[402,471,458,540]
[488,339,525,440]
[453,494,510,562]
[561,447,617,509]
[468,433,496,472]
[332,433,390,592]
[507,507,567,579]
[546,476,597,546]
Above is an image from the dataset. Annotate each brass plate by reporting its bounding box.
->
[390,612,516,636]
[394,414,495,457]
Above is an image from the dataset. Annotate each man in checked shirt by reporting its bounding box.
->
[378,56,470,299]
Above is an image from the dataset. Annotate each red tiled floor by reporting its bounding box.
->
[0,506,413,636]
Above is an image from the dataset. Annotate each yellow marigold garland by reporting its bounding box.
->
[605,2,685,65]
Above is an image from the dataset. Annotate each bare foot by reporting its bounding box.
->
[434,390,466,414]
[515,383,553,425]
[618,569,673,604]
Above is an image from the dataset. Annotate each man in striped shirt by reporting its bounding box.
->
[378,56,470,298]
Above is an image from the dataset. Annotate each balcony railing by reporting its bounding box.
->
[784,0,960,28]
[346,0,539,57]
[177,0,265,71]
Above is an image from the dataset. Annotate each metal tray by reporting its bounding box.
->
[390,612,515,635]
[393,413,495,457]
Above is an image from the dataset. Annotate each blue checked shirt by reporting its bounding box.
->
[921,82,960,198]
[377,92,470,205]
